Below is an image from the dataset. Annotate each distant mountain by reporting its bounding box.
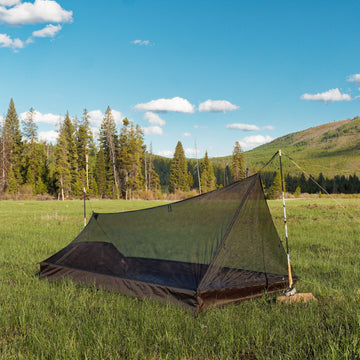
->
[239,116,360,177]
[155,117,360,187]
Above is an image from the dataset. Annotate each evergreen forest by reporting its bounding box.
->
[1,99,359,200]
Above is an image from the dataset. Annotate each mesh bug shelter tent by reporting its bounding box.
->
[39,173,295,312]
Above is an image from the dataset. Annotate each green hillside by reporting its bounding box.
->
[155,116,360,188]
[242,116,360,177]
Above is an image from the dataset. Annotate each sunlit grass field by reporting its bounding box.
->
[0,198,359,359]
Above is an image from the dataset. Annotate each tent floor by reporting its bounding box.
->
[39,241,292,311]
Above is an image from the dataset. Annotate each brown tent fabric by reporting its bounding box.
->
[39,174,296,312]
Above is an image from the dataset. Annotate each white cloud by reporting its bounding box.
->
[0,0,20,6]
[181,132,191,137]
[300,88,351,103]
[131,39,152,46]
[32,23,61,37]
[143,111,166,126]
[38,130,58,143]
[37,112,61,125]
[157,150,173,157]
[159,147,204,157]
[111,109,123,124]
[90,126,99,141]
[88,110,103,127]
[19,109,124,128]
[0,33,24,50]
[347,74,360,85]
[20,110,62,125]
[193,124,208,129]
[226,123,260,131]
[262,125,275,130]
[134,97,195,113]
[239,135,273,149]
[143,126,163,135]
[185,148,198,157]
[0,0,73,25]
[199,99,240,112]
[88,109,123,127]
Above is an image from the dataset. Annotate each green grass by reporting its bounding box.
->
[0,198,360,359]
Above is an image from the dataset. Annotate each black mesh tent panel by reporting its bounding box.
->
[199,176,288,291]
[72,176,256,264]
[196,176,289,308]
[39,174,295,311]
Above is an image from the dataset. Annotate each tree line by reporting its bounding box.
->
[261,171,360,197]
[0,99,247,199]
[2,99,359,200]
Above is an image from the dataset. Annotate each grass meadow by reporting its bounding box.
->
[0,197,359,359]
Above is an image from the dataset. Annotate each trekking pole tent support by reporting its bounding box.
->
[83,188,86,228]
[278,149,296,296]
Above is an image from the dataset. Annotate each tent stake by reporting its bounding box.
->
[279,150,296,296]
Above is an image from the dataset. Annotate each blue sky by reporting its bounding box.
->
[1,0,360,158]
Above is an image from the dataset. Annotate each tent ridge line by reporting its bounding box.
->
[88,174,260,217]
[198,174,259,290]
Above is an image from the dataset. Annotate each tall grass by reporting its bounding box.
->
[0,198,359,359]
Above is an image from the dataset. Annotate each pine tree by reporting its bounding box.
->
[35,176,47,195]
[200,151,216,193]
[169,141,189,193]
[63,112,79,194]
[25,167,35,191]
[99,106,119,198]
[0,119,11,192]
[317,172,325,190]
[76,109,92,187]
[22,107,39,192]
[72,169,86,197]
[294,186,301,197]
[268,171,284,199]
[145,144,161,192]
[35,142,50,194]
[95,148,107,198]
[299,173,307,193]
[128,124,145,196]
[43,143,57,195]
[224,164,232,186]
[55,119,71,200]
[2,99,23,191]
[87,142,98,196]
[6,166,18,194]
[118,119,130,198]
[22,107,38,143]
[187,171,194,189]
[88,175,98,197]
[118,119,145,199]
[285,173,295,193]
[231,141,245,182]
